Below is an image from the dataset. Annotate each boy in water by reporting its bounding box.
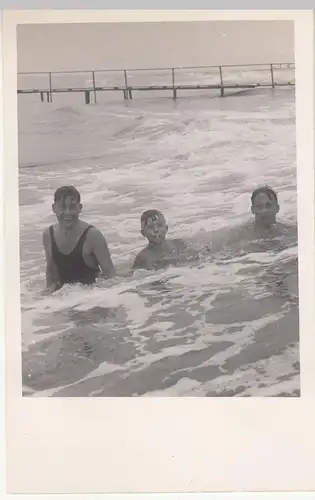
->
[209,186,297,252]
[132,209,187,270]
[248,186,295,236]
[42,185,115,291]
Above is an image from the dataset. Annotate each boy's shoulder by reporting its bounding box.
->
[132,246,150,269]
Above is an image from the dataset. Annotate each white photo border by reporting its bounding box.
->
[3,9,315,495]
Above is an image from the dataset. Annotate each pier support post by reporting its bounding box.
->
[92,70,97,103]
[46,92,50,102]
[40,92,44,103]
[171,68,177,100]
[270,63,275,88]
[48,72,53,103]
[85,90,91,104]
[123,70,129,101]
[218,66,224,97]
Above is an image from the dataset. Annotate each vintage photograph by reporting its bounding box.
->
[18,20,299,398]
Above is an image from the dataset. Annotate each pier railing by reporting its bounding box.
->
[17,62,295,104]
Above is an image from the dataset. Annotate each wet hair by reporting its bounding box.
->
[54,185,81,203]
[140,209,165,228]
[251,186,278,205]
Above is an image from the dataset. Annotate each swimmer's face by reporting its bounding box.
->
[53,196,82,228]
[251,192,279,225]
[141,214,168,245]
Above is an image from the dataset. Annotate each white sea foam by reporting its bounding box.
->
[18,73,298,397]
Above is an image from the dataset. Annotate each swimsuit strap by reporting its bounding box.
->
[49,225,55,247]
[49,224,94,255]
[74,225,94,254]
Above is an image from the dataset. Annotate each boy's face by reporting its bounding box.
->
[141,214,168,245]
[251,192,279,225]
[52,196,82,229]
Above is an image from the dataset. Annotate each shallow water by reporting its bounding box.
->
[19,69,299,397]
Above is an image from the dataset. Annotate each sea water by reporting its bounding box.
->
[19,69,299,397]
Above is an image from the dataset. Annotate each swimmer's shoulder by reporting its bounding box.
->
[233,220,254,235]
[278,221,297,230]
[43,223,58,237]
[42,224,57,251]
[277,221,298,236]
[83,223,109,245]
[79,220,99,237]
[42,226,50,242]
[227,221,260,243]
[208,222,251,250]
[132,247,150,270]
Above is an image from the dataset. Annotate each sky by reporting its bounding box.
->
[17,21,294,73]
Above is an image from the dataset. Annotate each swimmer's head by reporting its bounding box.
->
[140,209,168,245]
[52,185,82,228]
[251,186,279,226]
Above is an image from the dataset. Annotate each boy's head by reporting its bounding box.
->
[52,186,82,228]
[140,209,168,245]
[251,186,279,226]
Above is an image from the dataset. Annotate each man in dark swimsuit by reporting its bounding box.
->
[42,186,115,291]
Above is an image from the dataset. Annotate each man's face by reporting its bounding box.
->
[52,196,82,229]
[141,214,168,245]
[251,192,279,226]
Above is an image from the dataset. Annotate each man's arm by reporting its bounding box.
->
[89,228,116,278]
[42,228,60,290]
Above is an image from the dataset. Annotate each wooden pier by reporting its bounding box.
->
[17,63,295,104]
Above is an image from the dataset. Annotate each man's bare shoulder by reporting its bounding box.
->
[79,220,95,231]
[42,226,52,246]
[87,225,104,238]
[278,221,297,230]
[43,226,50,237]
[207,222,251,250]
[274,221,297,238]
[43,222,59,239]
[85,225,108,245]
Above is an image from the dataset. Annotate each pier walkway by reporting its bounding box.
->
[17,63,295,104]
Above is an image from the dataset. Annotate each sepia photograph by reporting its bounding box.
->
[18,19,299,398]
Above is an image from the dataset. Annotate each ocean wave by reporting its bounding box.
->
[19,86,298,397]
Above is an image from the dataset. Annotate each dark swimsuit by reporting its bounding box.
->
[49,225,100,286]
